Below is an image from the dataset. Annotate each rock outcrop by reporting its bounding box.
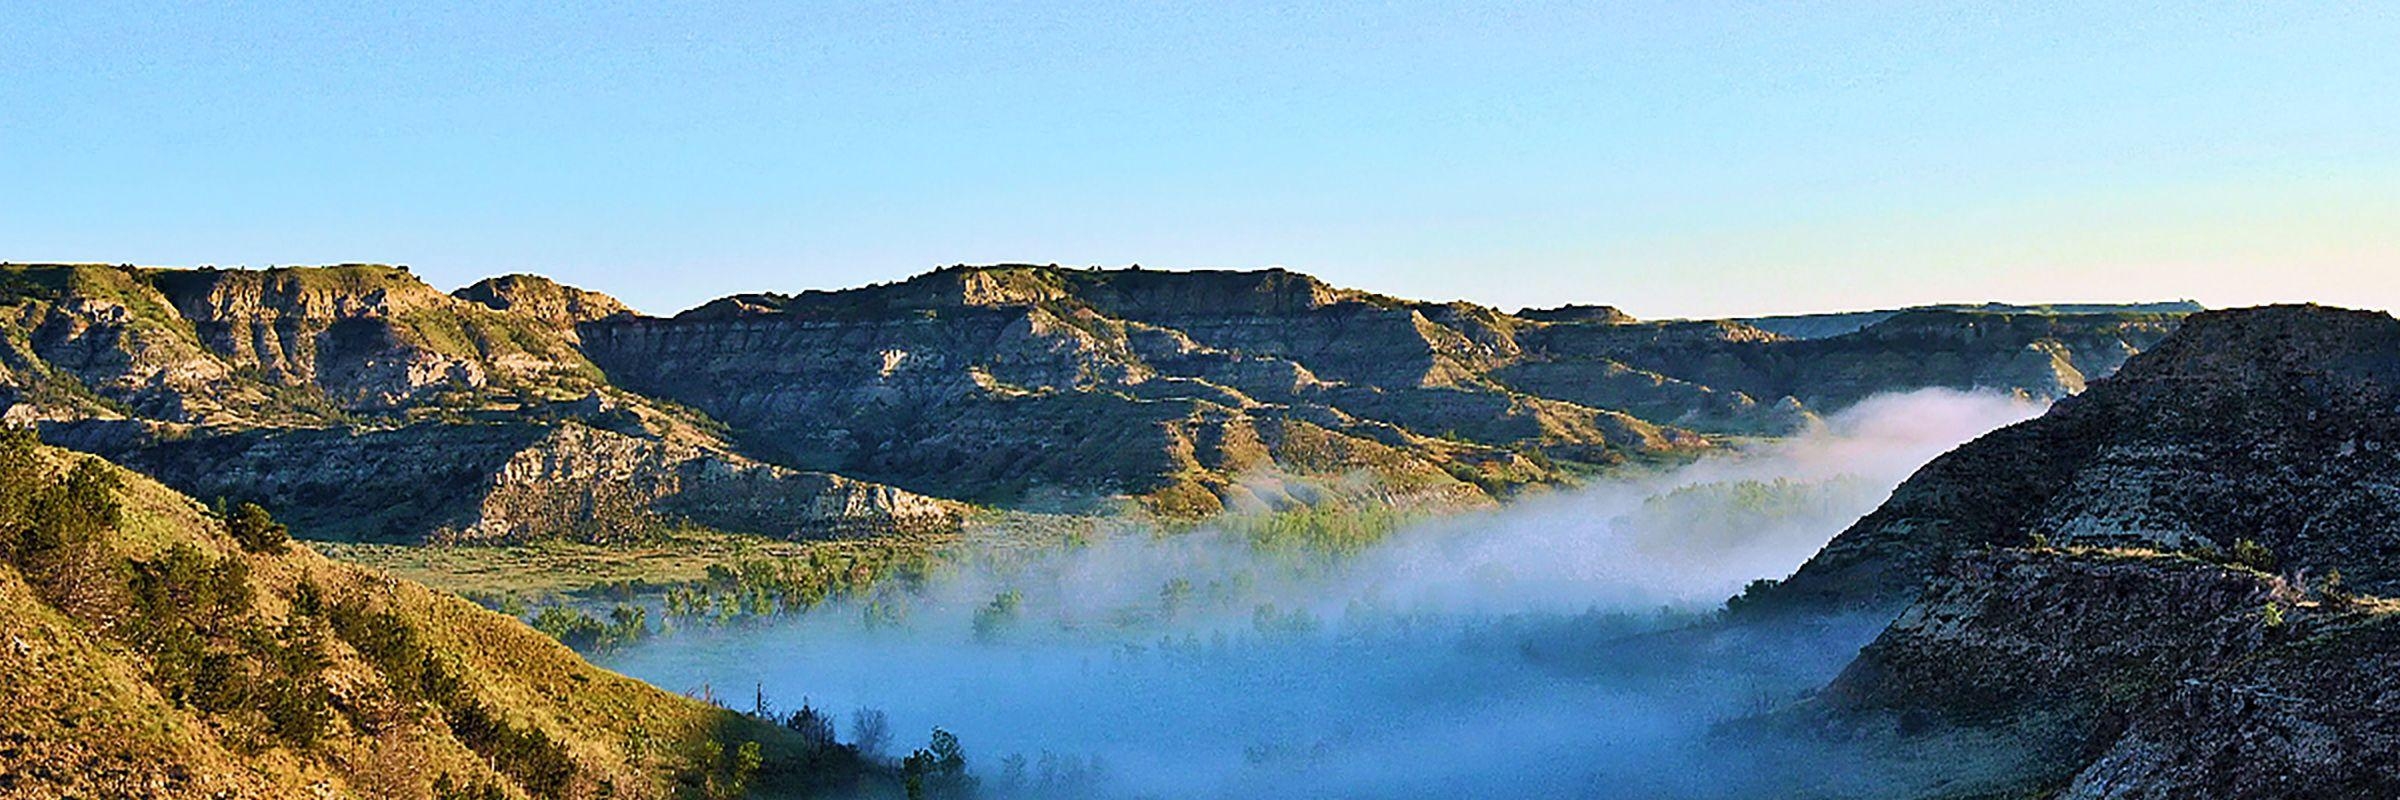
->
[3,261,2198,536]
[60,415,961,544]
[453,273,633,332]
[1737,304,2400,798]
[1,264,955,543]
[1766,305,2400,612]
[1791,547,2396,798]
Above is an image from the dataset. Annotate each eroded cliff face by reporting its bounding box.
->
[3,261,2196,535]
[66,414,961,544]
[1767,305,2400,611]
[1732,305,2400,798]
[1,264,955,543]
[577,267,1626,513]
[1792,548,2397,798]
[146,265,610,409]
[2061,611,2400,799]
[0,265,281,426]
[473,421,961,542]
[452,273,633,331]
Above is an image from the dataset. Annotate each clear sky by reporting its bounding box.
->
[4,2,2395,317]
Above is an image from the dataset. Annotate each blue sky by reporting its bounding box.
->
[4,2,2395,316]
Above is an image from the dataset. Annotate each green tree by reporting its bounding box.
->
[2232,538,2278,573]
[2321,567,2354,606]
[785,698,837,750]
[972,589,1023,642]
[903,749,933,800]
[926,727,974,797]
[226,502,289,554]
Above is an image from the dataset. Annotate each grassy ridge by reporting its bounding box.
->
[0,430,879,799]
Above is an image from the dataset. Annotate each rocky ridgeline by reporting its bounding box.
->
[1769,304,2400,611]
[1733,304,2400,797]
[3,261,2192,540]
[0,263,958,543]
[580,264,2181,513]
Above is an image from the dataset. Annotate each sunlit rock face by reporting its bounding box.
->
[1,261,2191,535]
[1762,305,2400,798]
[1,263,955,542]
[1770,304,2400,612]
[579,264,2179,514]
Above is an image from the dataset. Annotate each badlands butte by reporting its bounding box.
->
[0,261,2193,544]
[10,259,2400,799]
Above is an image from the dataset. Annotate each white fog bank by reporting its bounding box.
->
[599,389,2045,799]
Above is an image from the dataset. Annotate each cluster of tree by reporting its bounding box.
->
[971,589,1023,642]
[653,544,942,627]
[0,430,332,749]
[734,687,984,800]
[491,539,953,656]
[1,430,125,618]
[1223,504,1414,561]
[987,751,1111,799]
[526,602,652,652]
[901,728,974,800]
[323,594,588,795]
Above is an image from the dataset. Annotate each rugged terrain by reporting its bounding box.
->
[1,264,961,544]
[1789,547,2399,798]
[1763,304,2400,612]
[2,261,2190,539]
[581,264,2185,515]
[1741,304,2400,798]
[0,431,867,799]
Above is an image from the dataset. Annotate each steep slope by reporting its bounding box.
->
[4,261,2196,529]
[0,431,864,799]
[59,413,963,544]
[578,266,1640,514]
[1,264,957,544]
[1761,305,2400,612]
[1729,305,2400,797]
[1790,547,2397,798]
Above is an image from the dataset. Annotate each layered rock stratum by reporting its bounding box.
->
[2,261,2189,541]
[1767,304,2400,611]
[1742,304,2400,798]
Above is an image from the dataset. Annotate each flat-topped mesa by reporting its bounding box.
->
[1762,303,2400,613]
[1516,304,1636,324]
[150,263,454,323]
[1522,319,1786,356]
[665,264,1371,320]
[1743,300,2203,340]
[128,264,619,410]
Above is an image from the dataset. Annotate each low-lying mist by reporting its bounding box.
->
[599,389,2045,799]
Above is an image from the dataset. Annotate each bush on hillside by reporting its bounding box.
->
[226,502,290,554]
